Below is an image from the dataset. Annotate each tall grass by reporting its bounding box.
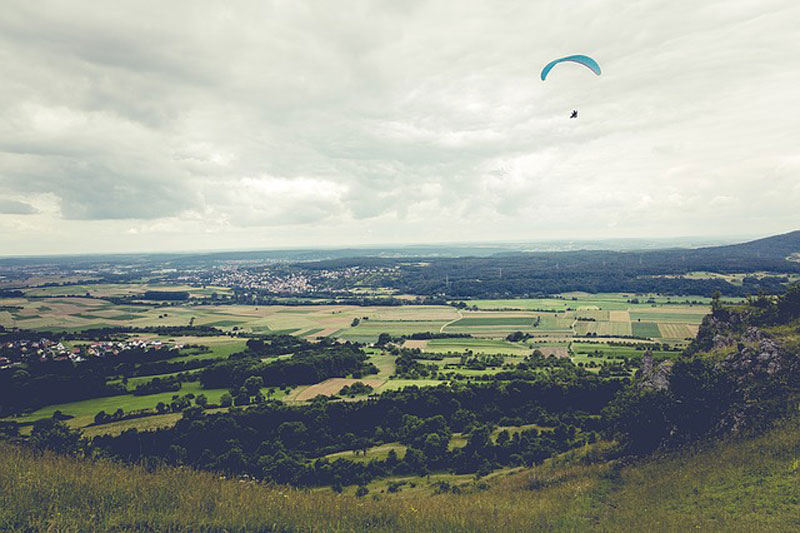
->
[1,418,798,531]
[0,444,592,532]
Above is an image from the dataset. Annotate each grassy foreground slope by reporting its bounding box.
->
[2,417,798,532]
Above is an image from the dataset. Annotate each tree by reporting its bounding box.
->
[94,411,108,425]
[156,402,169,414]
[496,429,510,445]
[402,448,428,475]
[603,387,671,454]
[355,485,369,497]
[234,390,251,406]
[195,393,208,408]
[777,283,800,322]
[376,333,393,346]
[29,418,82,455]
[220,393,233,407]
[244,375,264,396]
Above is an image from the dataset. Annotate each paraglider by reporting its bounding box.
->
[540,54,601,81]
[541,54,601,118]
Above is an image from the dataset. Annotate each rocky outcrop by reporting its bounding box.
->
[636,354,673,392]
[719,327,781,378]
[715,326,799,434]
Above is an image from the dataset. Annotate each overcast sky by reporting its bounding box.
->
[1,1,798,255]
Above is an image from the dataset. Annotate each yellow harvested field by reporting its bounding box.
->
[538,346,569,358]
[312,327,340,338]
[574,310,610,321]
[657,323,696,339]
[294,378,385,401]
[402,340,428,350]
[609,310,630,322]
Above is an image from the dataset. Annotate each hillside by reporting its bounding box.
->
[1,416,798,532]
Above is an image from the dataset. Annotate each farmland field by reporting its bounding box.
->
[657,323,699,339]
[0,288,716,347]
[424,338,531,355]
[449,316,535,327]
[631,321,662,338]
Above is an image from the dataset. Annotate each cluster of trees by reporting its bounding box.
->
[94,408,126,425]
[506,331,533,342]
[339,382,374,397]
[242,335,326,357]
[394,351,438,378]
[142,290,190,301]
[132,375,181,396]
[86,374,620,487]
[0,362,126,415]
[200,343,377,389]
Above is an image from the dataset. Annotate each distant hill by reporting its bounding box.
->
[293,231,800,298]
[692,229,800,260]
[1,231,797,297]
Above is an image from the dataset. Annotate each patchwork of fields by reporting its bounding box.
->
[1,286,723,436]
[0,289,714,346]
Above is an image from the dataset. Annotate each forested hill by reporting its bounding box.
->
[642,229,800,266]
[303,231,800,297]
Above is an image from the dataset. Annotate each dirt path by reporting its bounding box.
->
[439,310,463,333]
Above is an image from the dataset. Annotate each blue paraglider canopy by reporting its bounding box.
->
[540,55,601,81]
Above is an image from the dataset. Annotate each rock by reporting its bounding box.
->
[714,327,799,434]
[636,353,673,391]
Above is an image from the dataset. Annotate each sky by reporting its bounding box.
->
[1,0,798,255]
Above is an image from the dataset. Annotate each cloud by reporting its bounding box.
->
[0,199,37,215]
[0,0,798,253]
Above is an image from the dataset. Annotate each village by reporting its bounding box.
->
[0,337,181,368]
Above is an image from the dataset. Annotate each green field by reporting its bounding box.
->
[450,316,534,327]
[631,321,662,338]
[2,382,289,431]
[571,342,674,359]
[628,311,707,323]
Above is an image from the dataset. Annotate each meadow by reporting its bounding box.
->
[2,415,797,531]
